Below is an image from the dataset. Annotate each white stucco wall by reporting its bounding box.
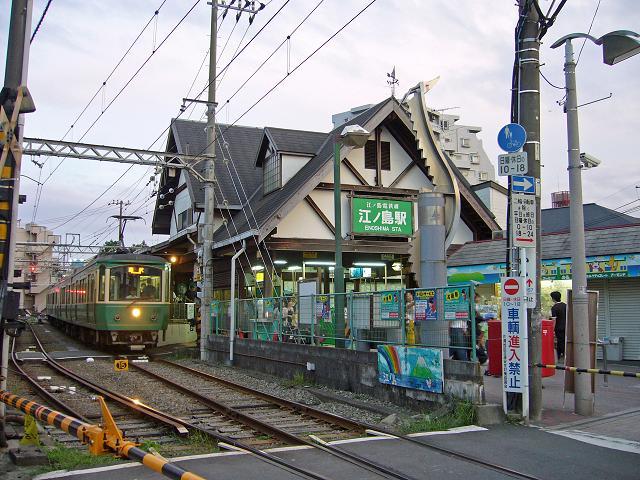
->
[451,220,474,244]
[282,154,313,185]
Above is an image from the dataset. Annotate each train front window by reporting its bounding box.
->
[109,266,162,302]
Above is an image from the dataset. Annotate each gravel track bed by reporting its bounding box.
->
[139,361,360,441]
[170,359,420,428]
[63,359,209,417]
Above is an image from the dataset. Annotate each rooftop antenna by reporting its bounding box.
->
[386,66,399,98]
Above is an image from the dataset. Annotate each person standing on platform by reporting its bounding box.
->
[550,291,567,361]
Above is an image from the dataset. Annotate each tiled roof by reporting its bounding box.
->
[212,99,390,244]
[265,127,327,155]
[172,119,264,206]
[541,203,640,234]
[447,224,640,266]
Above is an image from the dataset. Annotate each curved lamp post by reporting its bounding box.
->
[550,30,640,416]
[334,125,369,348]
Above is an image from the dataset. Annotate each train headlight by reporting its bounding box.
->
[132,308,141,318]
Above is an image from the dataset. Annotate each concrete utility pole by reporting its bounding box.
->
[0,0,33,448]
[516,0,542,421]
[561,39,593,416]
[200,1,218,362]
[199,2,264,361]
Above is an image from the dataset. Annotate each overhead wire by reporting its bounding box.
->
[39,0,201,187]
[41,1,203,234]
[32,0,167,222]
[576,0,601,66]
[31,0,170,221]
[30,0,54,43]
[196,0,379,294]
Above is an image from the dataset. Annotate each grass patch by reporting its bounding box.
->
[400,401,476,434]
[283,371,307,387]
[184,430,218,453]
[32,444,123,474]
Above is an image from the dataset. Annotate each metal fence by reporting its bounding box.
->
[211,285,479,361]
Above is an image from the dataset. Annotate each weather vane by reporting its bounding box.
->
[387,67,399,98]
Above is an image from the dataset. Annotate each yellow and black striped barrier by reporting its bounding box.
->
[0,390,205,480]
[534,363,640,379]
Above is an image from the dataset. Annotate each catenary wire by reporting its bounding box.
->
[46,1,287,244]
[31,0,170,221]
[39,0,199,187]
[576,0,601,66]
[30,0,54,43]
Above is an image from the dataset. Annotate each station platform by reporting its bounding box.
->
[33,424,639,480]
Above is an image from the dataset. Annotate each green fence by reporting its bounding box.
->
[211,285,478,361]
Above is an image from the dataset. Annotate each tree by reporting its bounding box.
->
[100,240,120,254]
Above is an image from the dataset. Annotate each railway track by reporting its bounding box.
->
[10,320,542,480]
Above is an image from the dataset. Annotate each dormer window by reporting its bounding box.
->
[263,148,281,195]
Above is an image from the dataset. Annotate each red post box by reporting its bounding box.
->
[487,319,502,376]
[540,318,555,377]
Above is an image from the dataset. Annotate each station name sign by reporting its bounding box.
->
[351,196,413,237]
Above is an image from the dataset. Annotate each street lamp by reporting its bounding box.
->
[334,124,369,348]
[551,30,640,417]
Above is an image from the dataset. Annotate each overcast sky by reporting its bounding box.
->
[1,0,639,250]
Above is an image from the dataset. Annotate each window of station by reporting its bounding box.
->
[364,141,391,171]
[109,265,162,302]
[263,150,281,195]
[176,208,192,231]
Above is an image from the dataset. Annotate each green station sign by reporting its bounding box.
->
[351,196,413,237]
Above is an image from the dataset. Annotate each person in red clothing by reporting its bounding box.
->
[550,291,567,360]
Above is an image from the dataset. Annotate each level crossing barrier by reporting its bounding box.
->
[533,363,640,379]
[211,285,479,361]
[0,390,205,480]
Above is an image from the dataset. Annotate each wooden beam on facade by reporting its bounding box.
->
[304,195,335,235]
[342,157,369,186]
[316,182,418,198]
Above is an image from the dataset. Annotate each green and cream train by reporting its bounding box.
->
[46,254,171,350]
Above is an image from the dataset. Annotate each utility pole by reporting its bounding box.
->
[199,1,264,362]
[200,1,218,362]
[108,200,141,248]
[0,0,33,448]
[562,39,594,416]
[516,0,542,420]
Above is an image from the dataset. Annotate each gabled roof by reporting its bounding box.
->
[212,98,396,245]
[541,203,640,235]
[447,223,640,266]
[172,119,264,206]
[255,126,327,166]
[212,97,501,247]
[152,119,264,235]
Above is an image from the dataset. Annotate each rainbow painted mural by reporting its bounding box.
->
[377,345,444,393]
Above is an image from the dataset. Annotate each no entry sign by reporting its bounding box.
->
[503,278,520,295]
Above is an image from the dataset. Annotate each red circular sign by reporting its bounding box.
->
[504,278,520,295]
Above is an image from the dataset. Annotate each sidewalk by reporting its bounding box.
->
[483,360,640,449]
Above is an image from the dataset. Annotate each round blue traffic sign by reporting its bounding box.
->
[497,123,527,153]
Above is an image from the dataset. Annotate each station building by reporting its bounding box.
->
[150,90,500,314]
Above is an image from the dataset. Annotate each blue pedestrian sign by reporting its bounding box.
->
[511,175,536,194]
[498,123,527,153]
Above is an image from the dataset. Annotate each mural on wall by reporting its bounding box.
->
[377,345,444,394]
[447,254,640,284]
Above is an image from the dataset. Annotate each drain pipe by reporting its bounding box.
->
[228,240,246,365]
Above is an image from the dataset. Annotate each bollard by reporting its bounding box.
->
[0,390,205,480]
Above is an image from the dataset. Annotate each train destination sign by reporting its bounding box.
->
[351,197,413,237]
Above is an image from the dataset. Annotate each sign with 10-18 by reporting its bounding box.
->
[498,151,528,176]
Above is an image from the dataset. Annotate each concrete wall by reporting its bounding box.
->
[205,335,485,410]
